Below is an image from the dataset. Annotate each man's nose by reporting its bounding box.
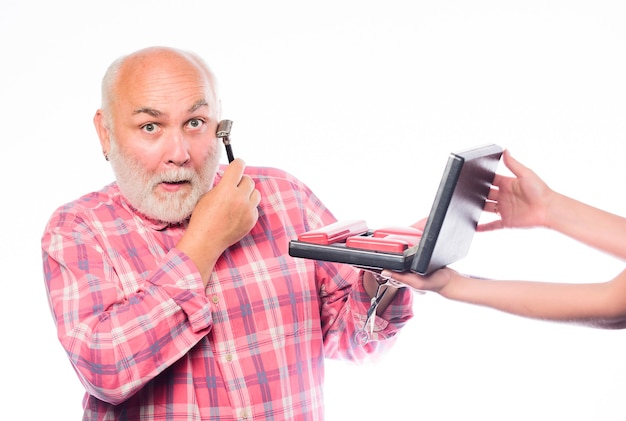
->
[165,130,191,166]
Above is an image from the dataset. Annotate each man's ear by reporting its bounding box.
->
[93,109,111,159]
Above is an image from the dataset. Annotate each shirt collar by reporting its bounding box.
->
[111,184,189,231]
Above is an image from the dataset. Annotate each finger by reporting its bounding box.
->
[250,189,262,207]
[476,219,504,232]
[221,158,246,186]
[483,200,498,214]
[382,271,428,293]
[411,217,428,231]
[237,174,255,191]
[502,149,531,179]
[486,185,499,202]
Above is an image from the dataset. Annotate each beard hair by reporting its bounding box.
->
[108,136,220,224]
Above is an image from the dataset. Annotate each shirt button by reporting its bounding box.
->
[211,295,219,304]
[225,354,233,362]
[240,409,249,419]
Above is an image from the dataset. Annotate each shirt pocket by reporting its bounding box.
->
[213,253,316,342]
[247,258,312,339]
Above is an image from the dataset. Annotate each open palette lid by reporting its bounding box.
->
[289,144,503,274]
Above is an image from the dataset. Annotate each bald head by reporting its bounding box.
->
[100,46,220,127]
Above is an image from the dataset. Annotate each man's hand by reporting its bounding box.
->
[178,159,261,283]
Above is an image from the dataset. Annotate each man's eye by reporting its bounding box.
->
[142,123,157,133]
[187,118,204,129]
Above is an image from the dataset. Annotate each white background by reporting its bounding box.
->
[2,1,626,419]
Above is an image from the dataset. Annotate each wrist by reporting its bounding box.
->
[543,191,568,230]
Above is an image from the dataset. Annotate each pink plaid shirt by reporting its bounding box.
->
[42,165,413,420]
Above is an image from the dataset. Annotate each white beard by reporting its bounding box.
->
[108,137,221,224]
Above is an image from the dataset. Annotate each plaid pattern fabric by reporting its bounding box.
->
[42,165,413,420]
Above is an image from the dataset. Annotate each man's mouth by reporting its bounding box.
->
[159,180,191,191]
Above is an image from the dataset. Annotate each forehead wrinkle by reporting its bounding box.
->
[131,99,209,119]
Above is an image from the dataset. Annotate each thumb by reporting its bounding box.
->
[502,149,531,179]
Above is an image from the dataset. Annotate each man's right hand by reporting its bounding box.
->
[178,159,261,283]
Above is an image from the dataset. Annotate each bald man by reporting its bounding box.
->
[42,46,414,421]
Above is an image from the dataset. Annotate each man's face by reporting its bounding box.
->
[105,53,221,223]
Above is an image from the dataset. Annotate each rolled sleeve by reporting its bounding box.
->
[148,248,213,334]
